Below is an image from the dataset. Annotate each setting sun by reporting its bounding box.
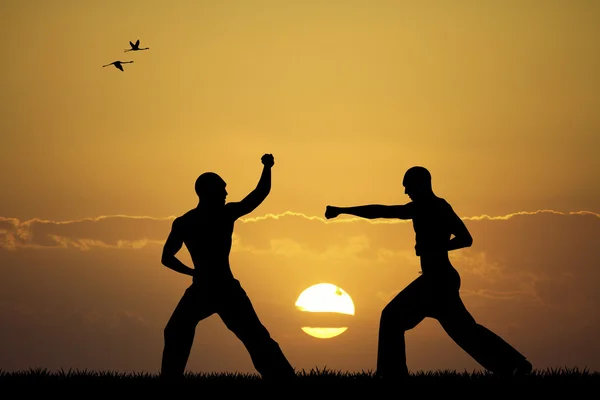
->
[295,283,355,339]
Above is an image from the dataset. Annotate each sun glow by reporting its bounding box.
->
[295,283,355,339]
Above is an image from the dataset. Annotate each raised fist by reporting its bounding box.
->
[261,153,275,168]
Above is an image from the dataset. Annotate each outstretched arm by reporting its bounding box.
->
[227,154,274,219]
[161,219,194,276]
[325,203,414,220]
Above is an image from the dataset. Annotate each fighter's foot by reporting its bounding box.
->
[497,359,533,379]
[514,359,533,377]
[261,372,298,383]
[158,373,185,384]
[374,371,409,384]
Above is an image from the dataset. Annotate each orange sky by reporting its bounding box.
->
[1,1,599,374]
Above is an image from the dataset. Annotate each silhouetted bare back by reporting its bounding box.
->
[325,165,532,379]
[160,154,296,382]
[173,208,236,281]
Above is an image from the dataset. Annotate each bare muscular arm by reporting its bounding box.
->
[447,208,473,251]
[325,203,414,220]
[161,219,194,276]
[227,154,274,220]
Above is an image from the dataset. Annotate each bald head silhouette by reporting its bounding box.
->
[194,172,227,206]
[403,166,433,202]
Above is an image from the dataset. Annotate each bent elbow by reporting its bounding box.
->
[465,236,473,247]
[161,254,171,267]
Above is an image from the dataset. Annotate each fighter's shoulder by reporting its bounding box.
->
[435,198,462,221]
[437,197,452,207]
[223,201,244,218]
[435,197,454,210]
[224,202,239,211]
[172,209,196,227]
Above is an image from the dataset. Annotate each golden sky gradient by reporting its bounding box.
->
[1,1,599,374]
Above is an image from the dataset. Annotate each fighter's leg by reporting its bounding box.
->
[218,280,295,381]
[437,291,531,376]
[160,284,214,380]
[376,275,429,379]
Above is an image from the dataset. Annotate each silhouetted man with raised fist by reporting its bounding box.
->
[325,166,532,380]
[160,154,295,382]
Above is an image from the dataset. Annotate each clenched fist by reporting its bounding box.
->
[261,154,275,168]
[325,206,340,219]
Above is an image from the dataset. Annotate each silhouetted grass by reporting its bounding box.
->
[1,366,597,395]
[1,366,597,383]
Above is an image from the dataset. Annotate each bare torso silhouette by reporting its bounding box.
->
[159,154,295,381]
[410,197,457,275]
[175,206,236,282]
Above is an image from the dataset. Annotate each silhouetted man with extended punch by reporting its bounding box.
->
[160,153,296,382]
[325,166,532,380]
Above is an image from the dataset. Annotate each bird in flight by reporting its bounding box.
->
[102,61,134,72]
[125,39,150,52]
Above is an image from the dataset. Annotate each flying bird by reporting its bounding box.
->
[102,61,134,71]
[125,39,150,52]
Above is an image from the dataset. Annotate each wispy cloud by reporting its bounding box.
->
[1,209,597,250]
[0,215,174,250]
[463,210,600,221]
